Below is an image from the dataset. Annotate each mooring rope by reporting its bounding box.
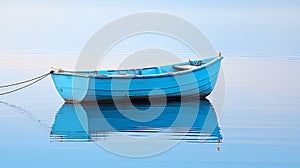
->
[0,70,54,96]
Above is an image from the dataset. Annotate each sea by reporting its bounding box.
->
[0,53,299,168]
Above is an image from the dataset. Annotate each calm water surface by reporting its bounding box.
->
[0,54,299,167]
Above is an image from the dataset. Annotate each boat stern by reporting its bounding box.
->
[51,72,89,103]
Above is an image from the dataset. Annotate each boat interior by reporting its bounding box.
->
[53,57,217,77]
[95,57,216,76]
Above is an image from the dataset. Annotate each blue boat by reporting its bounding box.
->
[51,55,223,103]
[51,99,222,143]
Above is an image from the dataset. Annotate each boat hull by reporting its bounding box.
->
[51,57,222,103]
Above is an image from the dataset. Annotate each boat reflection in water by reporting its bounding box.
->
[51,98,222,148]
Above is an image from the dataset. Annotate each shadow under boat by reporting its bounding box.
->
[51,98,222,144]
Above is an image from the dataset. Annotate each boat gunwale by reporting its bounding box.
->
[56,73,218,93]
[52,56,223,79]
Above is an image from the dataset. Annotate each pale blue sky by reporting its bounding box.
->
[0,0,299,57]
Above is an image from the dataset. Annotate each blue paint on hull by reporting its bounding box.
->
[51,56,223,103]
